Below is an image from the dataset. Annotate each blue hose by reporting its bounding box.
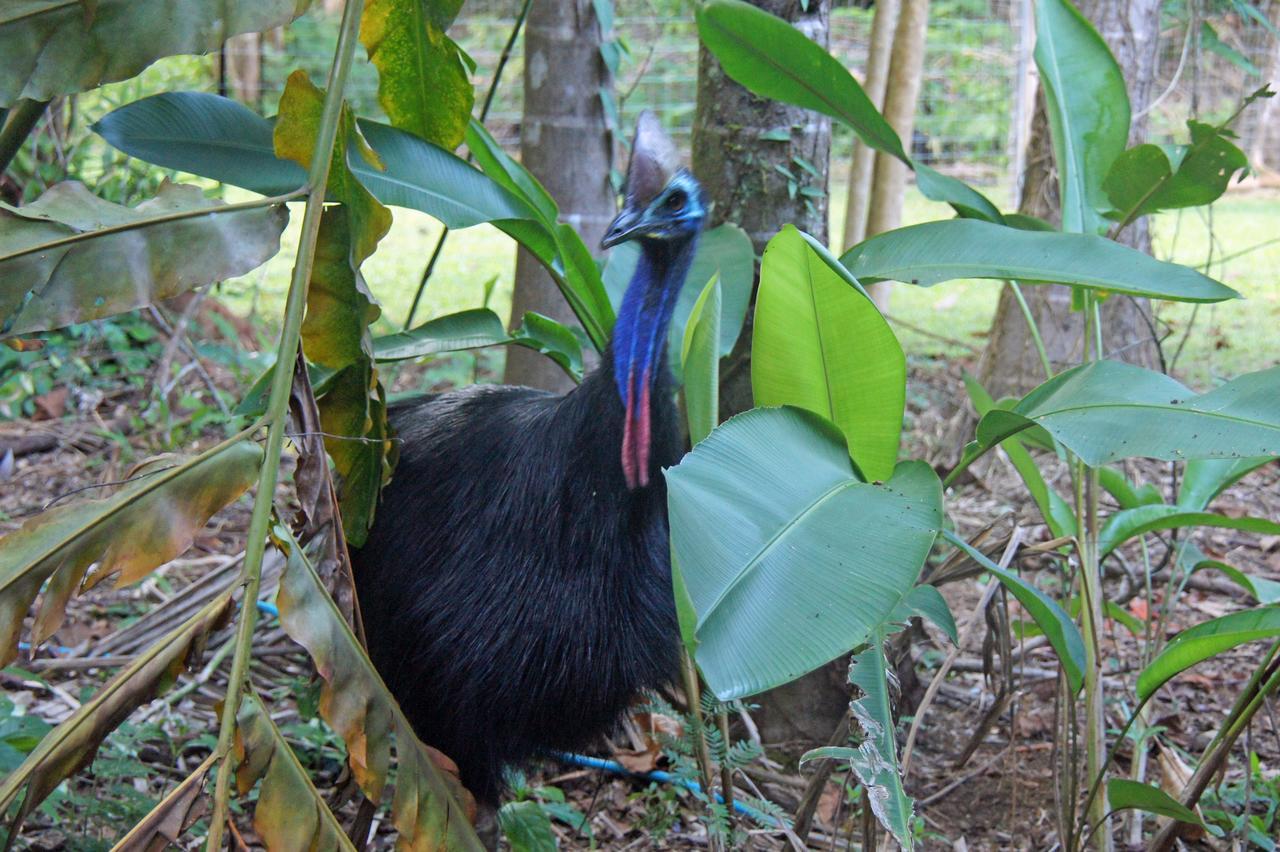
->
[550,751,783,827]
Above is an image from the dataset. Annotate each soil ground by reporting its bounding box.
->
[2,314,1278,850]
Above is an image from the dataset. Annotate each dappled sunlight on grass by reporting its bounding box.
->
[223,181,1275,391]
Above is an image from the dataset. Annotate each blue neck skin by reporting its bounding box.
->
[611,234,699,405]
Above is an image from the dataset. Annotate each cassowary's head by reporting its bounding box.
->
[601,113,706,491]
[602,112,706,249]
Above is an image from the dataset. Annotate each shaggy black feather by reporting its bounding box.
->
[352,349,682,804]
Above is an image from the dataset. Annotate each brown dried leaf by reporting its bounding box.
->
[0,438,262,666]
[0,594,232,829]
[288,352,358,629]
[273,527,484,849]
[110,752,215,852]
[234,692,355,851]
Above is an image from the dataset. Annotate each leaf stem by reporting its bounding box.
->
[0,190,304,265]
[1009,280,1053,379]
[204,0,366,846]
[0,99,49,175]
[679,649,719,832]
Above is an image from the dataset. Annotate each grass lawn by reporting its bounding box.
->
[221,182,1279,391]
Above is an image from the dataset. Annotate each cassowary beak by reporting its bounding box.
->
[601,208,644,250]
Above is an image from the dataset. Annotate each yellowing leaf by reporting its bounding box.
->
[0,439,262,666]
[273,70,392,267]
[275,73,393,544]
[0,594,232,830]
[274,528,484,848]
[234,693,356,851]
[360,0,474,149]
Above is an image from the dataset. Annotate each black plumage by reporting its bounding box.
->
[352,114,706,804]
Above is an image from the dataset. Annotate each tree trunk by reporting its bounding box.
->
[504,0,614,392]
[863,0,930,309]
[694,0,831,421]
[693,0,838,747]
[978,0,1162,401]
[842,0,901,249]
[1250,10,1280,172]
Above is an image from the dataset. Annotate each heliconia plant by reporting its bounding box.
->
[0,0,1275,847]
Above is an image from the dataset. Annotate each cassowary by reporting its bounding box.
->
[353,113,705,804]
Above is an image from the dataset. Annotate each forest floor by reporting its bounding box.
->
[2,182,1279,850]
[3,329,1278,850]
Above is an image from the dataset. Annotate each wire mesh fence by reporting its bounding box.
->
[207,0,1278,186]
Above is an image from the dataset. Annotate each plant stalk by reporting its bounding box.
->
[717,710,735,818]
[1074,289,1111,852]
[679,649,718,821]
[1146,653,1280,851]
[0,99,49,176]
[402,0,533,330]
[204,0,366,846]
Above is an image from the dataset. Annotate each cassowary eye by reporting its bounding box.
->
[664,190,687,213]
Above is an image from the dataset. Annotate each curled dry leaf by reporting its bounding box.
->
[234,692,356,851]
[273,527,484,849]
[0,438,262,667]
[109,752,216,852]
[0,181,288,339]
[288,353,359,629]
[0,593,233,831]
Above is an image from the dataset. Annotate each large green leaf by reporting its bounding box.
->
[1103,122,1249,223]
[0,439,262,667]
[550,222,614,353]
[752,226,904,482]
[373,308,510,361]
[0,181,287,339]
[696,0,904,160]
[464,119,558,226]
[360,0,474,149]
[1034,0,1129,234]
[603,222,755,379]
[1177,456,1275,511]
[694,0,1003,222]
[975,361,1280,467]
[666,407,941,699]
[93,92,551,240]
[681,275,722,447]
[1098,506,1280,557]
[941,529,1086,693]
[839,219,1238,303]
[93,92,306,194]
[1106,780,1208,830]
[510,311,584,383]
[0,0,313,106]
[1137,607,1280,701]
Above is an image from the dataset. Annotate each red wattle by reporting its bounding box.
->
[620,367,652,489]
